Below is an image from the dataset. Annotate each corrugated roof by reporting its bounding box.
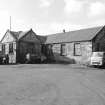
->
[45,26,104,44]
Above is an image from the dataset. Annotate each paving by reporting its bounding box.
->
[0,64,105,105]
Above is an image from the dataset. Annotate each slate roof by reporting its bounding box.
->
[9,29,31,40]
[9,29,41,43]
[36,35,47,44]
[1,26,104,44]
[18,29,34,39]
[45,26,104,44]
[9,31,22,40]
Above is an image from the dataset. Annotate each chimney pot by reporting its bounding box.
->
[63,29,65,33]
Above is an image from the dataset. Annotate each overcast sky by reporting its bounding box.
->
[0,0,105,39]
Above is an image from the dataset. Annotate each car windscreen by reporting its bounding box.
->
[92,52,104,57]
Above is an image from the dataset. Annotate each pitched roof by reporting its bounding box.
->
[36,35,47,44]
[9,29,31,40]
[9,29,41,43]
[9,31,22,39]
[45,26,104,44]
[1,29,41,43]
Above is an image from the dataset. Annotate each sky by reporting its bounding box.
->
[0,0,105,39]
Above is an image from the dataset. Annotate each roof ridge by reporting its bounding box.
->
[45,26,104,44]
[46,26,104,36]
[18,29,33,40]
[8,29,32,40]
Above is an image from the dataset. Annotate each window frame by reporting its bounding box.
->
[61,43,66,56]
[0,44,2,52]
[9,43,13,53]
[74,43,82,56]
[2,44,5,54]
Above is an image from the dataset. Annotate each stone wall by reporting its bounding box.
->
[51,41,92,64]
[1,42,17,63]
[18,41,41,63]
[93,27,105,52]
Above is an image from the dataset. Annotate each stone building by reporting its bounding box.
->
[0,29,41,63]
[44,26,105,64]
[1,26,105,64]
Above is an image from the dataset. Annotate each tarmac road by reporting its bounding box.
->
[0,64,105,105]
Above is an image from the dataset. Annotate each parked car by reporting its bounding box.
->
[90,52,105,67]
[25,53,41,64]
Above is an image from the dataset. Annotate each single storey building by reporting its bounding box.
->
[0,26,105,64]
[45,26,105,64]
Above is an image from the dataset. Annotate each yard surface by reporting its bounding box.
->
[0,64,105,105]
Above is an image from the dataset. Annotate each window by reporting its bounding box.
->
[74,43,81,56]
[9,43,13,53]
[61,44,66,56]
[2,44,5,54]
[13,42,16,49]
[46,44,53,56]
[0,44,2,52]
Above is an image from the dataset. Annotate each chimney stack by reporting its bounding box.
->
[63,29,66,33]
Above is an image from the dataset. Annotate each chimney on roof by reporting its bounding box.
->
[63,29,66,33]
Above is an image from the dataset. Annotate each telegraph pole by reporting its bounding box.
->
[10,16,11,31]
